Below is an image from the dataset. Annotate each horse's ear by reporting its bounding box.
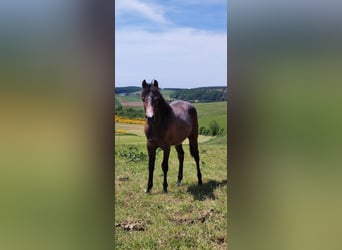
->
[142,80,147,88]
[153,80,158,88]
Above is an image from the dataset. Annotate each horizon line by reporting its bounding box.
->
[115,83,227,88]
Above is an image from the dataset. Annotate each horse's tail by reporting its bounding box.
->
[189,105,199,137]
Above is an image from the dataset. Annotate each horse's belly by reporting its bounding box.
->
[167,135,187,145]
[165,126,191,145]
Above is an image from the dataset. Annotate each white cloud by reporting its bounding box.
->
[116,0,168,24]
[115,28,227,88]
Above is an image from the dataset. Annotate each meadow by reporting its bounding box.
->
[115,89,177,106]
[193,102,227,134]
[115,99,227,249]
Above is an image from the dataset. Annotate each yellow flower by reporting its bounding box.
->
[115,129,128,134]
[114,115,145,125]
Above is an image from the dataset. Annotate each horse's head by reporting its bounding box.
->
[141,79,160,123]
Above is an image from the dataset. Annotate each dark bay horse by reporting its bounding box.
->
[141,79,202,193]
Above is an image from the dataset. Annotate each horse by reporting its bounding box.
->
[141,79,202,194]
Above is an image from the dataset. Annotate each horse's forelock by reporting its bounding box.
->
[142,84,160,98]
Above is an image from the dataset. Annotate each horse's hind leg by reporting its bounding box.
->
[175,144,184,186]
[161,146,170,193]
[189,137,202,185]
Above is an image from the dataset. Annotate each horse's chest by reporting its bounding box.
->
[145,129,176,147]
[145,126,164,143]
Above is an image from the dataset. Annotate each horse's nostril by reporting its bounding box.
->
[146,116,154,122]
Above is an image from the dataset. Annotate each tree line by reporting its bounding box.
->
[115,86,141,94]
[169,87,227,102]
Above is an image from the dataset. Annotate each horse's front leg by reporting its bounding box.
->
[161,146,170,193]
[146,143,156,194]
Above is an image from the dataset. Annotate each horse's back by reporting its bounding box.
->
[170,100,197,113]
[170,100,197,121]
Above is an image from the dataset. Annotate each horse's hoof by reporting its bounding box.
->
[162,190,168,194]
[198,180,203,185]
[145,189,151,194]
[176,181,181,186]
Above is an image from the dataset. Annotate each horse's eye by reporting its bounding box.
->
[142,98,145,102]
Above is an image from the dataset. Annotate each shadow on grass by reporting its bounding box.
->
[187,179,227,201]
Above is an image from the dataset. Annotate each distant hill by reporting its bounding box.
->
[115,85,227,103]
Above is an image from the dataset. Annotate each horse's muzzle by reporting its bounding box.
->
[145,115,155,122]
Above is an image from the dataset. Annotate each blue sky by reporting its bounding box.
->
[115,0,227,88]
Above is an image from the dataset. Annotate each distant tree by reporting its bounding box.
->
[115,86,141,94]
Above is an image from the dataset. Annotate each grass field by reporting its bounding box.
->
[116,95,142,103]
[193,102,227,133]
[115,101,227,249]
[160,89,174,100]
[115,98,121,107]
[130,89,175,100]
[116,89,175,105]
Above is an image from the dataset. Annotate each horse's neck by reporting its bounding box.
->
[147,99,171,134]
[157,98,171,120]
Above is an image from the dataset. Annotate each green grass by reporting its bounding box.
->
[160,89,175,100]
[126,106,144,111]
[115,98,121,108]
[130,89,175,99]
[115,101,227,249]
[117,89,175,103]
[193,102,227,134]
[115,143,227,249]
[115,123,215,145]
[116,95,142,103]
